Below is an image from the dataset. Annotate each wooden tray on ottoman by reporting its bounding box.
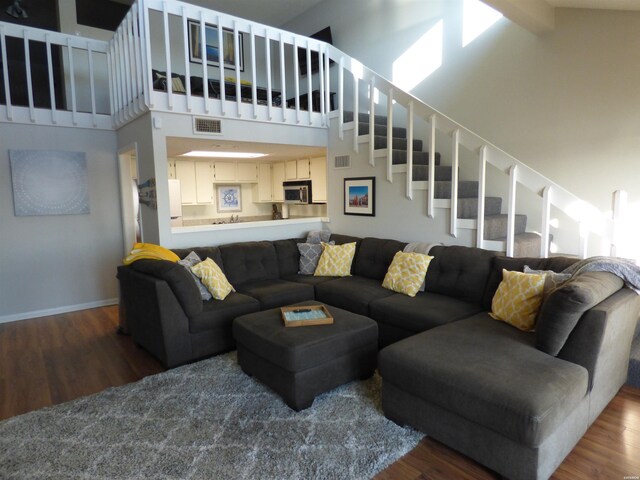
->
[281,305,334,327]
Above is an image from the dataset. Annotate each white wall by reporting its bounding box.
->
[285,1,640,254]
[0,123,121,322]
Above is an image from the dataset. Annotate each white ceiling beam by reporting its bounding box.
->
[481,0,556,34]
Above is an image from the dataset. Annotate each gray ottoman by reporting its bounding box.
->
[233,300,378,410]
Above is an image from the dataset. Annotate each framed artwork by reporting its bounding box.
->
[188,20,244,71]
[217,185,242,212]
[9,149,90,216]
[344,177,375,216]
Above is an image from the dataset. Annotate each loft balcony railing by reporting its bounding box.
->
[0,0,627,259]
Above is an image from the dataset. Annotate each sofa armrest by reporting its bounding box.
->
[558,287,640,423]
[118,266,193,368]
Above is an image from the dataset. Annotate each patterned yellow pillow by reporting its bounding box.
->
[314,242,356,277]
[190,258,235,300]
[382,251,433,297]
[123,242,180,265]
[490,269,546,331]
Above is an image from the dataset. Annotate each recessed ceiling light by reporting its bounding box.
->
[180,151,268,159]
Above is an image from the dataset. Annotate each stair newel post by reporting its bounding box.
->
[427,114,436,218]
[540,186,552,258]
[353,73,359,153]
[338,57,344,139]
[476,145,487,248]
[611,189,627,257]
[386,88,394,183]
[450,129,460,237]
[368,77,375,166]
[406,101,414,200]
[279,33,286,121]
[506,164,518,257]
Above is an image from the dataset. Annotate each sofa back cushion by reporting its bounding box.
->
[219,241,279,287]
[329,234,362,274]
[354,237,408,280]
[425,245,497,305]
[129,259,203,317]
[482,255,578,310]
[536,271,623,356]
[273,238,304,277]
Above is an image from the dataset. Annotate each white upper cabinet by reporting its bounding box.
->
[272,162,285,202]
[309,156,327,203]
[285,160,297,180]
[237,162,258,182]
[175,160,197,204]
[195,162,213,204]
[296,158,310,179]
[253,163,273,202]
[213,162,237,182]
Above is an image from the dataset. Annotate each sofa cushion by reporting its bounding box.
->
[315,276,396,315]
[536,271,623,356]
[219,241,279,287]
[425,245,497,305]
[329,234,362,274]
[273,238,304,278]
[237,279,314,310]
[490,269,546,332]
[189,292,260,334]
[370,291,483,334]
[378,314,589,447]
[129,259,202,317]
[314,242,356,277]
[483,255,578,310]
[382,251,433,297]
[355,237,407,280]
[191,258,235,301]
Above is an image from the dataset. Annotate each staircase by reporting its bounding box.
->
[344,111,543,257]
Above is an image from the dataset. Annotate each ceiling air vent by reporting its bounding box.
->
[334,154,351,169]
[193,117,222,135]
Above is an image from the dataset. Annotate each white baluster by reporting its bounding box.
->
[506,164,518,257]
[450,129,460,237]
[476,146,487,248]
[541,186,551,258]
[250,25,257,119]
[368,78,375,166]
[87,43,97,127]
[265,31,272,120]
[45,34,57,124]
[406,101,414,200]
[162,3,172,110]
[181,7,192,113]
[427,114,436,218]
[353,76,359,152]
[386,88,393,183]
[234,21,241,117]
[66,37,77,125]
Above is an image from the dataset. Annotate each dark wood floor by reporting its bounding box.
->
[1,306,639,479]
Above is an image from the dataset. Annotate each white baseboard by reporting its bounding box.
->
[0,298,119,324]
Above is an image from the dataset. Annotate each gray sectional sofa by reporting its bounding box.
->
[116,233,640,480]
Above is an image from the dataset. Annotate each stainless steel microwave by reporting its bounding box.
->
[283,180,312,204]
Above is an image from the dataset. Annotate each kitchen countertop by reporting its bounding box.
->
[173,216,329,233]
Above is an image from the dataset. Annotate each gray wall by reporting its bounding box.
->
[285,1,640,256]
[0,124,121,322]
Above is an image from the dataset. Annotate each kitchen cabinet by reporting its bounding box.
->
[213,162,237,182]
[272,162,285,202]
[309,156,327,203]
[296,158,310,179]
[175,160,197,204]
[285,160,297,180]
[237,162,258,182]
[195,162,213,204]
[252,163,273,202]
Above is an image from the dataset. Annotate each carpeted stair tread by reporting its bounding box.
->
[412,165,453,181]
[358,122,407,139]
[457,197,502,218]
[390,150,440,165]
[433,180,479,199]
[483,214,527,240]
[344,111,392,125]
[373,135,423,151]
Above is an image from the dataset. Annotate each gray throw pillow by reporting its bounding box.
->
[524,265,571,297]
[306,230,331,244]
[178,251,212,301]
[298,241,334,275]
[535,271,623,356]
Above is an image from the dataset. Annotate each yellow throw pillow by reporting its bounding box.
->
[123,242,180,265]
[314,242,356,277]
[382,251,433,297]
[190,258,235,301]
[490,269,546,331]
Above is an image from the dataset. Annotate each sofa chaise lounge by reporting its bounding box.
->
[117,233,640,480]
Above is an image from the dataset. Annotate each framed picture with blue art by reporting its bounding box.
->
[188,20,244,71]
[344,177,375,216]
[217,185,242,212]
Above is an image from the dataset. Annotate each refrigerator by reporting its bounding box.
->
[168,179,183,227]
